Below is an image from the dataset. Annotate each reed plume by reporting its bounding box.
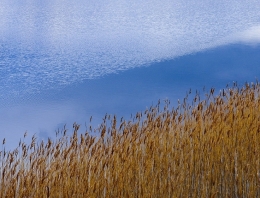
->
[1,81,260,197]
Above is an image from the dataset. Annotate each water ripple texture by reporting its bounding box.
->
[0,0,260,98]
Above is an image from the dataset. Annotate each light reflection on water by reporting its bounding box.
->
[1,0,260,98]
[0,0,260,150]
[1,44,260,151]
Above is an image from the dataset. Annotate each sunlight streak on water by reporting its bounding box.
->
[0,0,260,98]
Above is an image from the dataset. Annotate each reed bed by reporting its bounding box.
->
[1,82,260,197]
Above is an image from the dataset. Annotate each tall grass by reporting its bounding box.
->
[1,82,260,197]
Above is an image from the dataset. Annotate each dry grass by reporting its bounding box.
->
[1,82,260,197]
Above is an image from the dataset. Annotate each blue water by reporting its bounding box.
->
[0,0,260,150]
[1,43,260,151]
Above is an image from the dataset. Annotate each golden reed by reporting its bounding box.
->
[1,81,260,197]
